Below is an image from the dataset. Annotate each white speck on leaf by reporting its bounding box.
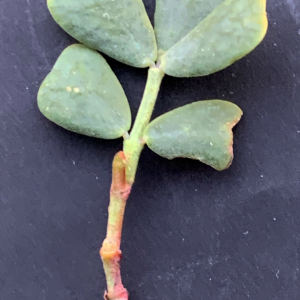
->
[103,13,110,20]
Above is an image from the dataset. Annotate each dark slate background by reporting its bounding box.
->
[1,1,300,299]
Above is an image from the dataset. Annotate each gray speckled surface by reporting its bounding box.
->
[1,1,300,299]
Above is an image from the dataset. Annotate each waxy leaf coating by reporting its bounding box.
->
[38,44,131,139]
[155,0,224,55]
[158,0,268,77]
[144,100,243,171]
[47,0,157,68]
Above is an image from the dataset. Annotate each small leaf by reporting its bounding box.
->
[155,0,224,55]
[47,0,157,68]
[143,100,243,171]
[157,0,268,77]
[38,44,131,139]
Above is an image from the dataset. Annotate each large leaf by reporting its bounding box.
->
[38,44,131,139]
[156,0,268,77]
[155,0,224,55]
[47,0,157,68]
[143,100,243,171]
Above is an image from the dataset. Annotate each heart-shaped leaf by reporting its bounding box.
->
[156,0,268,77]
[38,44,131,139]
[155,0,224,55]
[47,0,157,68]
[143,100,243,171]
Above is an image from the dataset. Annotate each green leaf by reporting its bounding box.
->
[37,44,131,139]
[155,0,224,55]
[143,100,243,171]
[47,0,157,68]
[157,0,268,77]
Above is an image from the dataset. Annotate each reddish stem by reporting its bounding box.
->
[100,152,131,300]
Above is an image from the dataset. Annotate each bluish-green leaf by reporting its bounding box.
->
[144,100,243,170]
[155,0,224,55]
[47,0,157,68]
[158,0,268,77]
[38,44,131,139]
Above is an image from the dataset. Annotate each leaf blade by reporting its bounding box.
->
[144,100,243,170]
[155,0,224,55]
[38,44,131,139]
[159,0,268,77]
[47,0,157,68]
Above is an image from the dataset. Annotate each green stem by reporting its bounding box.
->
[124,66,165,185]
[100,66,164,299]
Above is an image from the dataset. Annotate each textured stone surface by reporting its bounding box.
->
[1,1,300,300]
[38,44,131,139]
[144,100,242,170]
[160,0,268,77]
[155,0,224,55]
[47,0,157,68]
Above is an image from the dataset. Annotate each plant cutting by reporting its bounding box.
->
[37,0,268,299]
